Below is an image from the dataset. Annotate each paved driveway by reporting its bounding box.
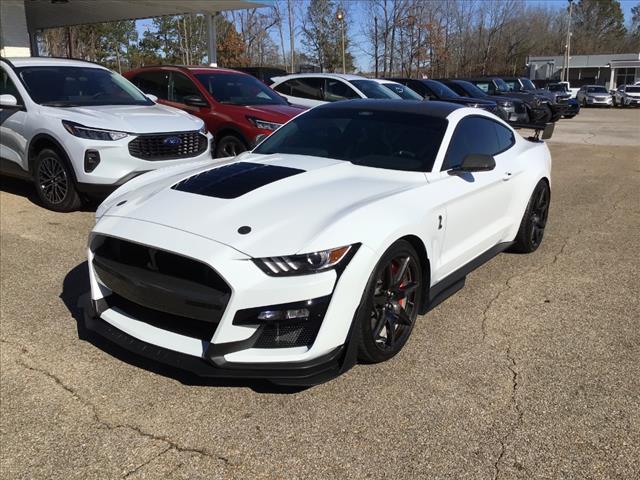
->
[1,108,639,479]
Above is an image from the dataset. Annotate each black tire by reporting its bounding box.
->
[582,98,587,107]
[356,240,424,363]
[509,180,550,254]
[33,148,82,212]
[215,134,247,158]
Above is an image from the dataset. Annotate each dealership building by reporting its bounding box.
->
[0,0,270,64]
[527,53,640,89]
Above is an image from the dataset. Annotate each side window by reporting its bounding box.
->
[130,71,169,100]
[474,81,490,94]
[276,78,323,100]
[494,122,515,154]
[171,72,202,104]
[1,69,23,103]
[504,80,517,91]
[324,79,359,101]
[442,117,500,171]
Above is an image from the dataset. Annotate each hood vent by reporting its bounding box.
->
[171,162,305,199]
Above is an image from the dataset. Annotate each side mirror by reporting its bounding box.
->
[455,153,496,172]
[183,95,208,107]
[145,93,158,102]
[0,94,21,108]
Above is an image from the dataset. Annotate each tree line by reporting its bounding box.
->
[37,0,640,77]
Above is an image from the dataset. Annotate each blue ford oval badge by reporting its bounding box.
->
[163,136,182,146]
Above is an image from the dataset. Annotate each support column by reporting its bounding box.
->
[29,30,39,57]
[206,13,217,67]
[609,67,615,90]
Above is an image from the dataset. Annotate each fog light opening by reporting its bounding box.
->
[84,150,101,173]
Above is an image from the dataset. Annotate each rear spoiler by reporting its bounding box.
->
[510,122,554,141]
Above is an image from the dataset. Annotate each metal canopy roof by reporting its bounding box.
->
[25,0,272,30]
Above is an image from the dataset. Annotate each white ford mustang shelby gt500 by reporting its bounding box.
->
[85,100,552,385]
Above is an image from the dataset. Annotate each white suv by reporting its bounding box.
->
[270,73,401,108]
[0,57,213,211]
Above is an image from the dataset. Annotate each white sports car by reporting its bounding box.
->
[85,100,552,385]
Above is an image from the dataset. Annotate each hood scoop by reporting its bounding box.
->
[171,162,305,199]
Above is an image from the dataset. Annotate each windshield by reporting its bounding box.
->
[195,72,286,105]
[425,80,459,98]
[548,84,567,92]
[456,81,488,97]
[626,86,640,93]
[381,82,423,100]
[520,78,537,90]
[254,107,447,172]
[17,66,151,107]
[350,80,401,99]
[587,86,608,94]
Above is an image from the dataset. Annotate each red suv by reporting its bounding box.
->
[125,66,305,157]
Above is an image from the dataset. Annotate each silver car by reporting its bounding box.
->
[576,85,613,107]
[613,84,640,107]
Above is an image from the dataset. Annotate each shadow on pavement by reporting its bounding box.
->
[60,262,306,394]
[1,176,101,212]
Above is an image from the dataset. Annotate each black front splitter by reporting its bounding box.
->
[83,309,353,387]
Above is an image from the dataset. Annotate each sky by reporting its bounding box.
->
[135,0,639,71]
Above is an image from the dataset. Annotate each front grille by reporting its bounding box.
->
[254,321,322,348]
[93,236,230,339]
[105,293,219,341]
[128,131,207,160]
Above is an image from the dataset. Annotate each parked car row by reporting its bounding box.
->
[2,57,582,212]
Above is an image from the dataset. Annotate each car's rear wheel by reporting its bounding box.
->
[356,240,423,363]
[33,148,82,212]
[509,180,550,254]
[215,135,247,158]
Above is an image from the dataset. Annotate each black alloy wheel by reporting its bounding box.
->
[215,135,247,158]
[33,148,82,212]
[357,240,423,363]
[510,180,551,253]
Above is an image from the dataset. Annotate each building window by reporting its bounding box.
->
[616,68,637,87]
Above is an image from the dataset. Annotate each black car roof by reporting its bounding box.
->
[316,98,462,118]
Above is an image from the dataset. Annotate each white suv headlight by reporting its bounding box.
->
[62,121,128,141]
[253,244,358,276]
[198,124,208,135]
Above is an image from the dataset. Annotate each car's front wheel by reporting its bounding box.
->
[356,240,424,363]
[33,148,82,212]
[215,135,247,158]
[509,180,550,253]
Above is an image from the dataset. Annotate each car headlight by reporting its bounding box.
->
[253,244,358,276]
[198,124,208,135]
[532,96,542,107]
[499,100,514,108]
[247,116,282,131]
[62,120,128,141]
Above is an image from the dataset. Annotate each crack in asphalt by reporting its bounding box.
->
[122,445,172,479]
[6,351,231,477]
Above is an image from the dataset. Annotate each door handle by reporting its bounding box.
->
[502,172,513,181]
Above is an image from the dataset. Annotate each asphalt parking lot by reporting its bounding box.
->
[1,108,639,480]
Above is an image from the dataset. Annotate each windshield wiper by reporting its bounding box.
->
[40,102,80,107]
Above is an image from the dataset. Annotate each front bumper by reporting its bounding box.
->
[622,97,640,106]
[86,216,373,383]
[586,96,613,106]
[83,306,349,385]
[63,132,213,188]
